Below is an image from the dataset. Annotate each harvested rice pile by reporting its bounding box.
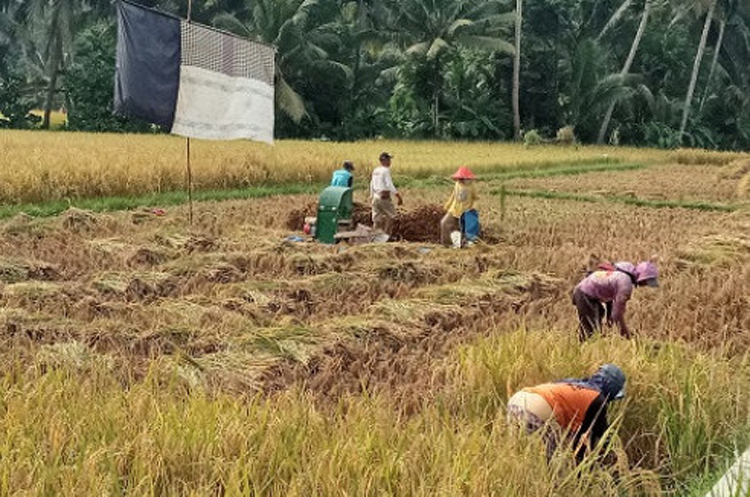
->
[285,203,316,230]
[392,205,444,243]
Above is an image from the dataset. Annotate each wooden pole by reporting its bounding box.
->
[500,183,506,222]
[186,0,193,226]
[186,137,194,225]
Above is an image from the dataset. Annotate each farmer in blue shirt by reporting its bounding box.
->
[330,161,355,188]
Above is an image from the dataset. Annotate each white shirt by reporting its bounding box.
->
[370,166,398,197]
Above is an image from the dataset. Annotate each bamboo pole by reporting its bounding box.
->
[186,137,194,225]
[186,0,194,226]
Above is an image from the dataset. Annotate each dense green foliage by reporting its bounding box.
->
[64,21,152,132]
[1,0,749,148]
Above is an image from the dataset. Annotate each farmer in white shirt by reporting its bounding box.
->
[369,152,403,235]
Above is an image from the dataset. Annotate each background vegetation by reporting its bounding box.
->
[1,0,749,149]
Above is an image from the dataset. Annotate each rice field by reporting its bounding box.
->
[0,130,749,495]
[0,129,744,203]
[506,164,743,203]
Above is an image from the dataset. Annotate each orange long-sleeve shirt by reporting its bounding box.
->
[524,382,602,433]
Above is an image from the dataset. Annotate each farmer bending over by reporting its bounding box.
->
[507,364,626,462]
[573,261,658,341]
[440,166,478,247]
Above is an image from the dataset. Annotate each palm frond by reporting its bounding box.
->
[447,18,473,37]
[212,13,251,37]
[426,37,449,58]
[310,59,354,82]
[455,34,514,54]
[276,72,307,122]
[406,40,430,55]
[598,0,632,40]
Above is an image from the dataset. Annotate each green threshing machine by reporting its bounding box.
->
[314,186,354,244]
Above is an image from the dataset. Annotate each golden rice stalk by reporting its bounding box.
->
[719,159,750,180]
[738,172,750,198]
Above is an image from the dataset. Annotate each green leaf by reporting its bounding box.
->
[276,73,307,123]
[426,37,449,59]
[406,41,430,55]
[455,35,514,54]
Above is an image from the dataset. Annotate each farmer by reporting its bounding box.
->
[440,166,478,247]
[507,364,626,462]
[330,160,355,188]
[370,152,403,235]
[573,261,659,341]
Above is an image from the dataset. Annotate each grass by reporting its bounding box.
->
[0,160,653,220]
[0,330,746,495]
[0,184,319,220]
[400,158,645,188]
[484,161,646,181]
[500,188,739,212]
[0,159,624,219]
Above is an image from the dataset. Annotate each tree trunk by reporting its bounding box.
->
[432,58,440,136]
[512,0,522,141]
[357,0,367,28]
[597,0,651,144]
[679,0,716,144]
[42,33,62,130]
[432,86,439,135]
[699,17,726,114]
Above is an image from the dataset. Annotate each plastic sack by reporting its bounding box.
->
[451,231,462,249]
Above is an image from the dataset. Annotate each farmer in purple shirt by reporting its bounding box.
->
[573,261,659,341]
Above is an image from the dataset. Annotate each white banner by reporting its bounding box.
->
[171,65,274,143]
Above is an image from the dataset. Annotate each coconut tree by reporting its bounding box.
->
[386,0,515,135]
[678,0,717,143]
[560,36,646,141]
[331,1,401,138]
[214,0,352,123]
[21,0,106,128]
[0,0,19,57]
[597,0,654,144]
[512,0,522,140]
[699,0,743,113]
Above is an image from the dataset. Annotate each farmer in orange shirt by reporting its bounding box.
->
[506,364,626,461]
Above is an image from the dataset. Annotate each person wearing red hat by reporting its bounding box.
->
[441,166,477,247]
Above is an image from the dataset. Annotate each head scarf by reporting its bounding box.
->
[558,364,627,401]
